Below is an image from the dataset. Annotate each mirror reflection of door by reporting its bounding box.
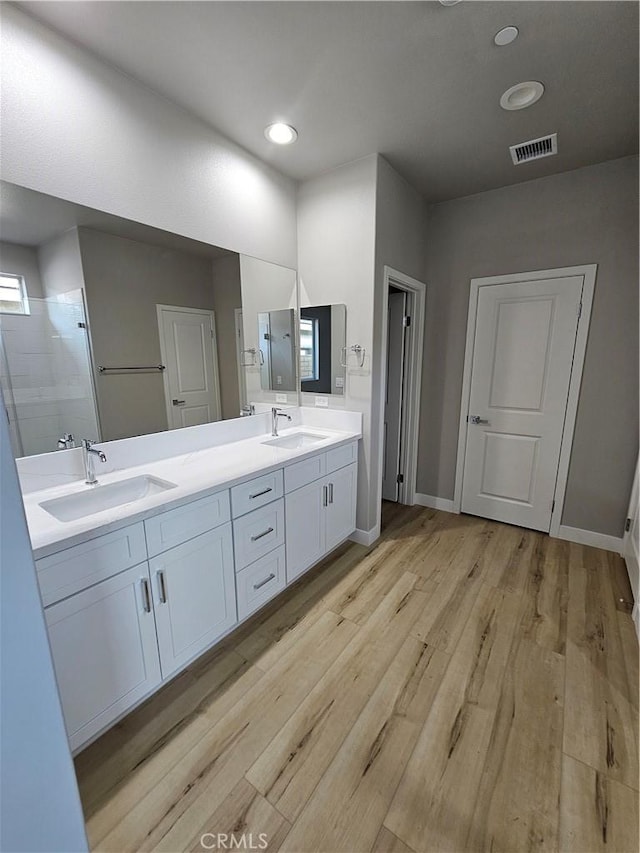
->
[157,305,221,430]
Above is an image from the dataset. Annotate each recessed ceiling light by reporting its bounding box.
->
[264,123,298,145]
[494,26,519,46]
[500,81,545,111]
[438,0,462,5]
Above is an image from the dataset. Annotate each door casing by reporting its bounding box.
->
[453,264,597,537]
[375,267,427,524]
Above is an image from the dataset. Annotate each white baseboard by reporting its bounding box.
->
[350,524,380,547]
[414,493,456,513]
[556,525,623,554]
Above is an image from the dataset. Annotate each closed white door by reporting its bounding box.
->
[285,478,326,583]
[382,290,407,502]
[150,524,237,679]
[45,564,161,750]
[157,305,221,430]
[326,463,358,551]
[461,276,583,531]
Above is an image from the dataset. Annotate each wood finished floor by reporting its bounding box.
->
[74,505,639,853]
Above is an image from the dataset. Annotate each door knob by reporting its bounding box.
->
[172,399,186,406]
[469,415,489,425]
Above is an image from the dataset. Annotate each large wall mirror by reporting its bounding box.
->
[0,181,298,458]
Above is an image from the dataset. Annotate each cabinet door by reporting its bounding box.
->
[285,478,326,583]
[150,524,237,679]
[325,462,357,552]
[45,564,161,752]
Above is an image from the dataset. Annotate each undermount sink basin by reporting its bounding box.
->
[262,431,328,450]
[40,475,177,523]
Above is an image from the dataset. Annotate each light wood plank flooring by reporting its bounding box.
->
[75,505,639,853]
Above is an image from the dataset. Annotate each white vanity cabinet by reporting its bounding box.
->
[285,442,358,583]
[44,563,161,752]
[34,436,359,752]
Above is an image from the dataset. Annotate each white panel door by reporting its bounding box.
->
[462,276,583,531]
[150,524,237,679]
[285,478,326,583]
[45,564,161,750]
[326,463,358,552]
[382,290,407,502]
[158,305,221,430]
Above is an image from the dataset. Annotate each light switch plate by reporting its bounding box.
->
[315,396,329,408]
[275,393,287,403]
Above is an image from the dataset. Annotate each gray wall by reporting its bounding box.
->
[211,254,242,419]
[373,156,429,525]
[79,228,220,441]
[0,241,44,298]
[0,386,88,853]
[38,228,85,298]
[419,155,639,537]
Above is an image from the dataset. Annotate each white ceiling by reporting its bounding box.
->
[17,1,639,202]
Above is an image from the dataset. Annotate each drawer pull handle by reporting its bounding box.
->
[141,578,151,613]
[249,487,273,500]
[157,570,168,604]
[253,573,276,591]
[251,526,274,542]
[329,483,334,504]
[323,485,328,507]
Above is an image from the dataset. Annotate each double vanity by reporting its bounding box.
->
[19,408,361,752]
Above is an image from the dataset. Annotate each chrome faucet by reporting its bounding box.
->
[81,439,107,485]
[57,433,76,450]
[271,407,292,437]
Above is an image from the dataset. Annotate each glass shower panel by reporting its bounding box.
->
[0,292,100,457]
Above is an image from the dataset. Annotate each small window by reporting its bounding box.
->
[299,317,319,382]
[0,273,29,315]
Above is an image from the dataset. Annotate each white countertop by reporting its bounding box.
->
[24,425,361,559]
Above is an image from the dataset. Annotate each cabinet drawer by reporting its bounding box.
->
[326,441,358,474]
[284,452,326,493]
[231,469,283,518]
[233,499,285,570]
[236,546,286,621]
[36,523,147,606]
[144,490,230,557]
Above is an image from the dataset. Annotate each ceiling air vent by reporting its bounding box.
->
[509,133,557,165]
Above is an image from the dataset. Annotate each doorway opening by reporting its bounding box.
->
[377,267,427,522]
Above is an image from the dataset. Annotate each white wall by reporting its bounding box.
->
[0,5,297,268]
[298,156,378,534]
[0,386,88,852]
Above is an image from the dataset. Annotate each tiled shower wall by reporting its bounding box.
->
[0,292,100,457]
